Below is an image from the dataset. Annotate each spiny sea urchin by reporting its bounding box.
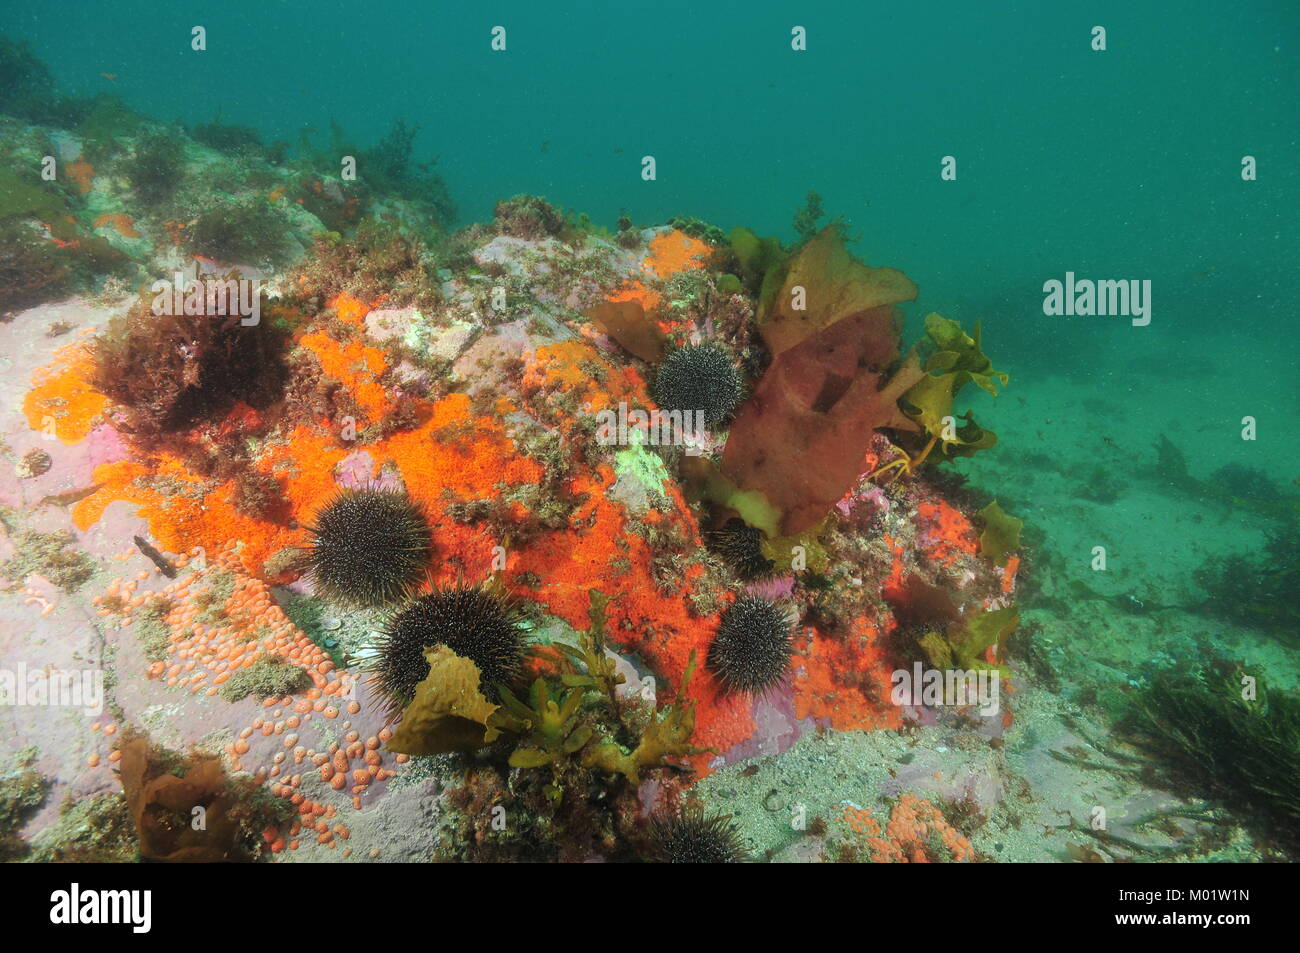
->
[707,596,795,695]
[646,805,748,863]
[652,342,743,429]
[306,487,433,607]
[707,517,775,581]
[368,583,528,718]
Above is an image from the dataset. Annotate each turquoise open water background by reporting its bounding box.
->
[6,0,1298,407]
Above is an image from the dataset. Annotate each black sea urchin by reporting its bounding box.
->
[369,584,528,718]
[647,805,748,863]
[306,487,432,607]
[652,342,743,429]
[707,518,775,581]
[707,596,794,695]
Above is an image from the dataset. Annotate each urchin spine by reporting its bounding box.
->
[652,343,743,429]
[707,596,794,695]
[647,806,747,863]
[306,487,432,607]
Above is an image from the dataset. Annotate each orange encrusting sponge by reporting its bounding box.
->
[22,340,110,444]
[794,615,903,733]
[842,793,974,862]
[644,230,711,279]
[915,501,979,567]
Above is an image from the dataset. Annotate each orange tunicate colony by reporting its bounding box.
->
[600,230,711,340]
[93,542,340,697]
[88,542,391,852]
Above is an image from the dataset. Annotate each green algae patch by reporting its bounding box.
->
[715,272,742,294]
[218,655,310,702]
[681,455,782,538]
[759,519,831,575]
[1125,671,1300,857]
[191,568,237,624]
[28,792,137,863]
[398,310,432,351]
[899,314,1007,463]
[613,437,671,498]
[0,164,72,224]
[0,745,49,859]
[76,97,147,153]
[0,218,76,315]
[187,198,294,269]
[976,501,1023,567]
[668,214,727,246]
[134,599,173,663]
[921,606,1019,675]
[728,225,786,315]
[0,509,96,593]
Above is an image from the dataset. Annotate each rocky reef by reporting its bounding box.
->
[2,46,1288,863]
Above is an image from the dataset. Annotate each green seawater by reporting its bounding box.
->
[3,0,1297,865]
